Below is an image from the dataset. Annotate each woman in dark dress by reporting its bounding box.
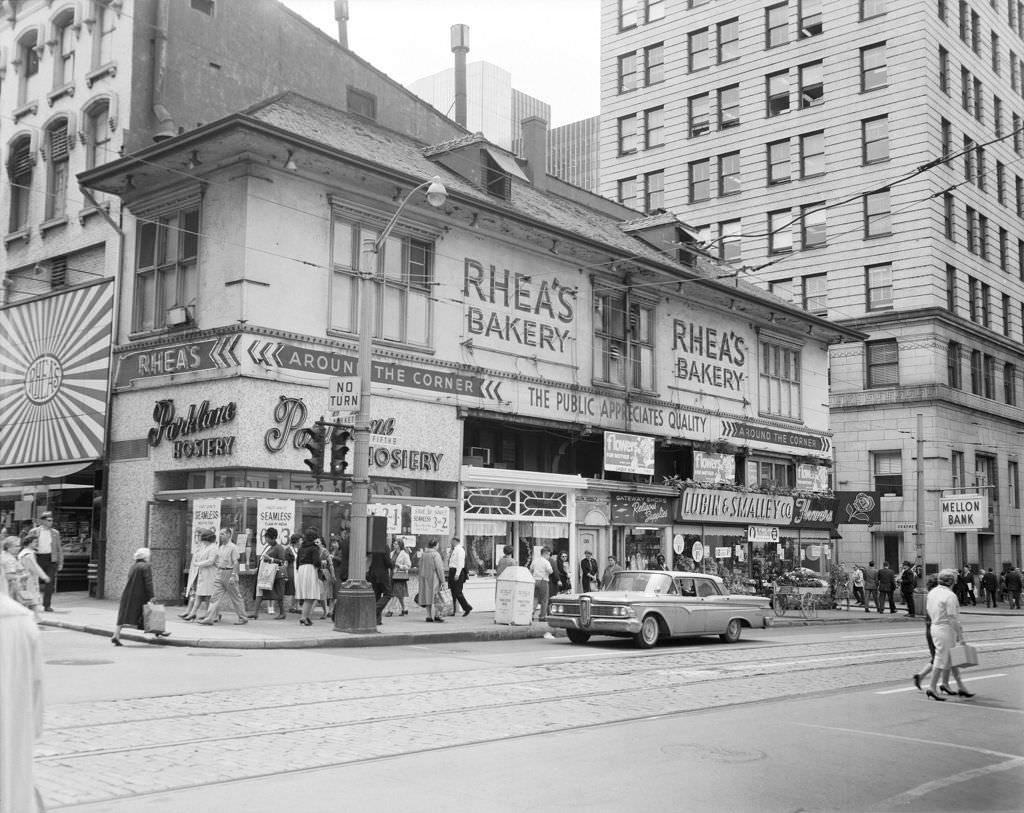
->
[112,548,168,645]
[367,551,393,624]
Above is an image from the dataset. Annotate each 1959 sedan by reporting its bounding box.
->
[546,570,773,648]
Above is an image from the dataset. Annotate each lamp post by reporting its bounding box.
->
[334,176,447,633]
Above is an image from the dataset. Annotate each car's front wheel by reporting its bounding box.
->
[566,629,591,644]
[634,615,660,649]
[719,618,742,643]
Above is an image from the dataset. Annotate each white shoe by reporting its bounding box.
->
[543,632,555,639]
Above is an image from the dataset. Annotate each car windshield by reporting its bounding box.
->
[606,572,674,594]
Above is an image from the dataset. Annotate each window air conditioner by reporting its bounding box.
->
[469,447,492,465]
[165,305,190,326]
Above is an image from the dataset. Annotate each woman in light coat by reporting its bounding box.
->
[417,539,446,623]
[182,531,218,621]
[17,536,50,615]
[1,536,24,598]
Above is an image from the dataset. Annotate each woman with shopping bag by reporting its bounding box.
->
[250,528,288,619]
[417,539,447,623]
[112,548,170,645]
[924,568,974,700]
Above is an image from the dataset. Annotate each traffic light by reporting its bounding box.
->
[303,421,328,478]
[329,423,351,478]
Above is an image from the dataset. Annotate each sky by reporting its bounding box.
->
[280,0,601,127]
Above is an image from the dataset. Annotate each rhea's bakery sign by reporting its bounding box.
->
[148,399,237,458]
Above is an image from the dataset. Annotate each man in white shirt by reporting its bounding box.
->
[197,529,249,625]
[27,512,62,612]
[446,537,473,617]
[530,547,554,621]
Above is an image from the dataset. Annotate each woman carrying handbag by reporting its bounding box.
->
[388,539,412,616]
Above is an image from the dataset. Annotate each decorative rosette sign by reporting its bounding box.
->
[0,281,114,466]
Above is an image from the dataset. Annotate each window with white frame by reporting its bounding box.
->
[873,451,903,496]
[618,53,637,92]
[53,11,77,89]
[644,106,664,148]
[800,131,825,177]
[644,170,664,212]
[645,43,664,85]
[952,449,965,490]
[646,0,665,23]
[330,217,434,347]
[718,152,740,196]
[866,262,893,310]
[689,159,710,202]
[799,0,823,37]
[801,202,826,247]
[862,116,889,163]
[767,71,790,116]
[133,201,200,332]
[619,0,638,30]
[864,189,891,237]
[802,274,826,314]
[768,209,793,254]
[718,219,741,261]
[865,338,898,387]
[618,114,637,155]
[617,177,637,207]
[94,1,117,68]
[44,119,70,221]
[718,85,740,129]
[689,93,710,136]
[799,61,824,108]
[861,43,887,91]
[975,453,997,500]
[767,139,790,184]
[717,19,739,63]
[688,28,709,71]
[759,339,802,420]
[766,3,788,48]
[593,293,654,391]
[7,137,34,232]
[17,29,41,106]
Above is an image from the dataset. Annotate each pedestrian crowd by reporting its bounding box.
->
[0,510,63,616]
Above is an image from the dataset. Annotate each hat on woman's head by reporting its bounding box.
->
[134,548,151,561]
[199,528,216,542]
[938,568,958,586]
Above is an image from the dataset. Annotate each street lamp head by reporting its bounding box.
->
[425,176,447,208]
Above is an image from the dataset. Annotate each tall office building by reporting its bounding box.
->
[601,0,1024,573]
[550,115,601,192]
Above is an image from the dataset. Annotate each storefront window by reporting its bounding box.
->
[464,519,507,576]
[623,527,662,570]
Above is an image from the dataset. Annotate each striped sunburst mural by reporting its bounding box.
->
[0,281,114,467]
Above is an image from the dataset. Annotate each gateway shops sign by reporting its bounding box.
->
[148,399,237,458]
[677,488,835,529]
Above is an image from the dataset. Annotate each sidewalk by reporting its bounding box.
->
[36,592,1020,650]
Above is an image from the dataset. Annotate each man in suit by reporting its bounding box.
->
[446,537,472,617]
[876,561,897,613]
[899,561,918,616]
[579,550,600,592]
[25,512,62,612]
[862,560,879,613]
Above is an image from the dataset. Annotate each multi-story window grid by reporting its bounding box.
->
[644,170,664,211]
[768,209,793,254]
[134,203,200,332]
[768,139,791,184]
[617,177,637,207]
[861,43,887,91]
[944,192,956,239]
[767,71,790,116]
[618,114,637,155]
[861,0,885,20]
[971,349,983,394]
[645,43,664,85]
[593,294,654,391]
[984,354,996,398]
[44,120,70,221]
[799,61,824,108]
[644,107,665,148]
[719,219,741,261]
[1006,362,1018,405]
[759,341,802,420]
[7,138,33,233]
[719,151,741,196]
[864,189,891,237]
[331,218,434,346]
[689,93,710,136]
[718,85,740,129]
[866,262,893,310]
[618,53,637,92]
[801,202,826,247]
[873,451,903,496]
[863,116,889,163]
[689,159,710,202]
[947,264,957,313]
[939,46,950,94]
[689,28,709,72]
[800,131,825,177]
[866,339,899,388]
[718,19,739,63]
[1009,460,1021,507]
[803,274,827,314]
[766,3,788,48]
[799,0,823,38]
[952,450,966,490]
[948,340,963,389]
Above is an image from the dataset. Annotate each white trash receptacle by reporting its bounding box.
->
[495,566,534,626]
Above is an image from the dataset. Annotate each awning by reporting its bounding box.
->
[484,147,529,182]
[0,461,95,487]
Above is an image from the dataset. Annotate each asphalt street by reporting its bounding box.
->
[33,615,1024,812]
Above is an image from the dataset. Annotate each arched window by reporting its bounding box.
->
[7,136,34,232]
[52,8,77,89]
[45,118,71,220]
[17,28,42,106]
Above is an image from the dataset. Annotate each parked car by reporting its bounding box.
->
[546,570,773,648]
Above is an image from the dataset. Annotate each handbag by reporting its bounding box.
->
[435,584,454,615]
[143,602,166,634]
[256,560,279,591]
[392,569,410,581]
[950,643,979,668]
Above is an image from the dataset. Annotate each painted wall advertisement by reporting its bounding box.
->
[611,494,672,525]
[604,431,655,476]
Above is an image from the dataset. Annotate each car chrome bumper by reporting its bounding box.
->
[546,617,641,635]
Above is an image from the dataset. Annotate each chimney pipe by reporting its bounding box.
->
[521,116,548,192]
[334,0,349,49]
[451,24,469,128]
